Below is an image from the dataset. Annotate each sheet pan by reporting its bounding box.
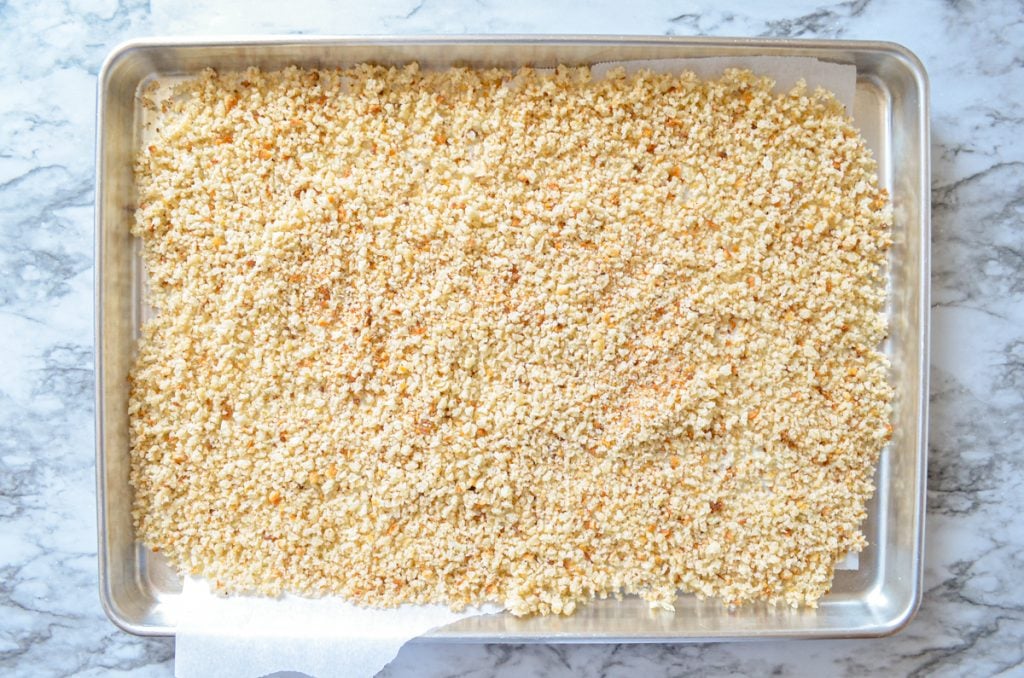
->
[95,35,929,641]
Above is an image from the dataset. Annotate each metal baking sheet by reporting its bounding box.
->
[95,36,929,641]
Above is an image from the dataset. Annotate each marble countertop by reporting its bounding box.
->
[3,0,1022,676]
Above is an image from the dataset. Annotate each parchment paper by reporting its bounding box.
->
[174,578,501,678]
[173,55,858,678]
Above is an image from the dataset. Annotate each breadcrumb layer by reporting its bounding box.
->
[130,64,893,616]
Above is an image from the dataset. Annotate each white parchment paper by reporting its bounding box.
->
[174,578,501,678]
[173,55,858,678]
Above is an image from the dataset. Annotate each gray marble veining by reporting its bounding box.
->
[2,0,1022,676]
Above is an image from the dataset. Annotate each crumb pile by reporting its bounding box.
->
[130,64,893,616]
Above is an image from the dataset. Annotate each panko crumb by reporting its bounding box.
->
[129,64,893,617]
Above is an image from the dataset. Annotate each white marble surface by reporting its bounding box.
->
[2,0,1022,676]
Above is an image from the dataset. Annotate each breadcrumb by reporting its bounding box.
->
[129,64,893,616]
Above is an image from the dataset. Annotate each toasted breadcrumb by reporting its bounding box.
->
[129,64,893,616]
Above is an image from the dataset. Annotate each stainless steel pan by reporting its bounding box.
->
[95,35,929,640]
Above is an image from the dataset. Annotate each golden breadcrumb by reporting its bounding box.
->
[129,64,893,616]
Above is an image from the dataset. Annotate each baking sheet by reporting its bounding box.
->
[96,36,929,642]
